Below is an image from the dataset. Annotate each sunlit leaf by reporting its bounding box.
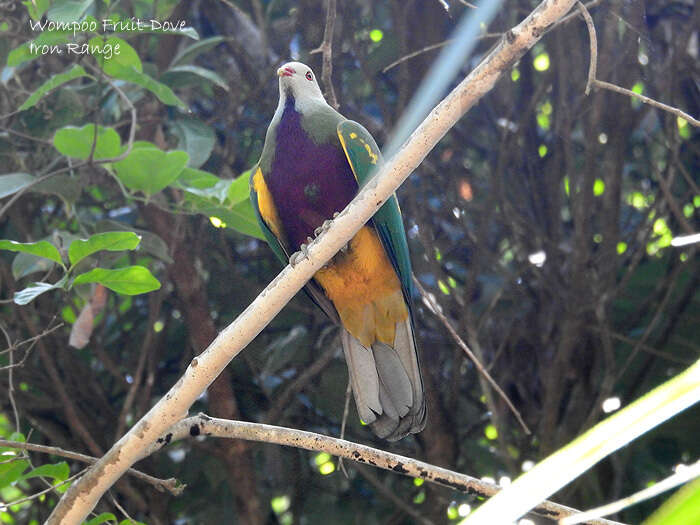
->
[14,281,64,305]
[643,477,700,525]
[0,240,63,265]
[114,149,189,195]
[17,461,69,483]
[53,124,121,160]
[88,36,142,76]
[73,266,161,295]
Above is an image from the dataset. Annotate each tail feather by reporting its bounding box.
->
[341,317,426,441]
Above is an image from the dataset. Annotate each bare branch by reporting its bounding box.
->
[414,277,531,435]
[149,414,624,525]
[310,0,339,109]
[0,439,183,496]
[578,2,597,95]
[577,1,700,126]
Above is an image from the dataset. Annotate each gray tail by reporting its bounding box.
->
[341,317,426,441]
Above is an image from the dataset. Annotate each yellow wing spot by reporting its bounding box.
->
[252,168,284,241]
[349,132,357,139]
[363,141,378,165]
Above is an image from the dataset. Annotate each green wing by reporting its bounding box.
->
[337,120,415,299]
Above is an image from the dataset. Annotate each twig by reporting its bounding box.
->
[0,470,86,509]
[0,439,183,496]
[310,0,339,109]
[49,0,586,520]
[578,2,597,95]
[355,464,435,525]
[149,414,622,525]
[413,277,531,435]
[560,460,700,525]
[0,324,20,431]
[577,1,700,126]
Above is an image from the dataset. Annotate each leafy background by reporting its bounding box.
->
[0,0,698,524]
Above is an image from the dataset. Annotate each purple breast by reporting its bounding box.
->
[266,101,358,250]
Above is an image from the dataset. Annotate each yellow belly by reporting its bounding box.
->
[314,226,408,347]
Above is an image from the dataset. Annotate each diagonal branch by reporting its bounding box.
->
[48,0,583,522]
[150,414,623,525]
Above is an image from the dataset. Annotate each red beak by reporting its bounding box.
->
[277,66,295,77]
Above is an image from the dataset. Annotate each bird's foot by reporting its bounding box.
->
[313,219,334,238]
[290,242,311,267]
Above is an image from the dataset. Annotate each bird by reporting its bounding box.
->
[250,61,425,441]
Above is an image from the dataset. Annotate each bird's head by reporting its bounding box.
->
[276,62,325,106]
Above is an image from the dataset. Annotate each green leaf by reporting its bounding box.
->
[0,240,63,265]
[53,125,121,160]
[171,36,225,67]
[176,167,221,190]
[68,231,141,266]
[12,252,55,279]
[47,0,94,23]
[114,148,189,195]
[96,221,173,264]
[19,65,89,111]
[0,173,35,199]
[644,477,700,525]
[14,281,63,305]
[108,64,186,108]
[17,461,69,483]
[32,173,84,204]
[88,36,142,76]
[227,170,252,205]
[0,459,30,487]
[171,118,216,168]
[22,0,51,20]
[7,31,70,67]
[73,266,161,295]
[84,513,117,525]
[161,65,229,92]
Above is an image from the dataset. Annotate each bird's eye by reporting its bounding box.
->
[305,71,313,81]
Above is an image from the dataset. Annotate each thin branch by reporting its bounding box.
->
[578,2,597,95]
[414,277,531,435]
[49,0,585,520]
[0,439,183,496]
[310,0,339,109]
[0,470,86,509]
[149,414,623,525]
[560,459,700,525]
[577,1,700,126]
[0,325,20,431]
[355,465,435,525]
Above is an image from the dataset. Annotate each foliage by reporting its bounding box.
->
[0,0,697,524]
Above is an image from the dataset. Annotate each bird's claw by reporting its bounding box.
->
[314,219,334,238]
[290,243,310,267]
